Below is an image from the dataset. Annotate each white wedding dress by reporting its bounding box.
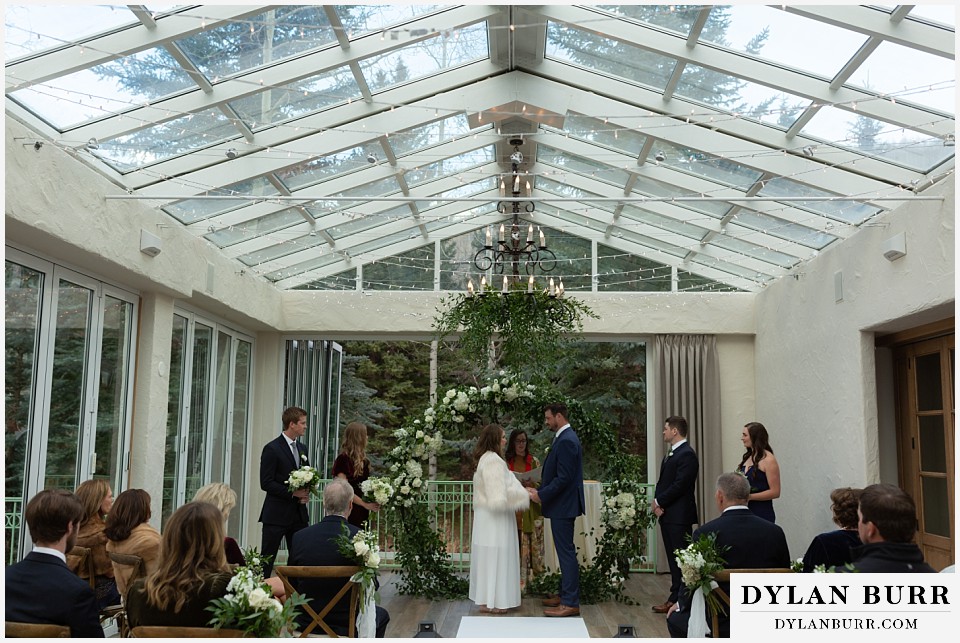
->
[468,451,531,610]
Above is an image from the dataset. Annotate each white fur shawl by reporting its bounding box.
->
[473,451,530,511]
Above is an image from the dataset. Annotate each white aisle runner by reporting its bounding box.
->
[456,616,590,638]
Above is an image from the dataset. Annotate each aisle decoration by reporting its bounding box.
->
[207,548,306,637]
[675,533,729,637]
[336,524,382,639]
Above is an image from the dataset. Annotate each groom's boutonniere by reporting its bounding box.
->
[300,453,308,464]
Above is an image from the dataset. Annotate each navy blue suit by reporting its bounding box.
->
[288,515,390,637]
[5,551,104,637]
[259,434,310,576]
[537,426,585,607]
[667,507,790,638]
[655,440,699,603]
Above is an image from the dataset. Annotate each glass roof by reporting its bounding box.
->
[5,4,954,293]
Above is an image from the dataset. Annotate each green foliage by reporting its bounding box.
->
[387,503,469,600]
[434,287,597,376]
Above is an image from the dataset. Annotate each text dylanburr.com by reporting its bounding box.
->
[729,573,958,639]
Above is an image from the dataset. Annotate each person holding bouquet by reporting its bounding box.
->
[259,406,312,578]
[333,421,381,528]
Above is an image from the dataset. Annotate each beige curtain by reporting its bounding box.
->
[651,334,722,573]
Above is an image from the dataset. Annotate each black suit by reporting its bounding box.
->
[5,551,104,637]
[667,507,790,638]
[655,440,699,603]
[288,515,390,638]
[260,434,310,576]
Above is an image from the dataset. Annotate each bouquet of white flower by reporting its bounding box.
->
[207,547,306,637]
[286,464,321,497]
[336,524,382,638]
[602,491,638,529]
[361,477,395,506]
[674,532,728,637]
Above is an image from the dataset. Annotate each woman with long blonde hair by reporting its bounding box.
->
[70,478,120,609]
[332,421,380,527]
[125,502,232,628]
[193,482,243,565]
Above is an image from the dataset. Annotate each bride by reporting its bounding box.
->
[468,423,530,614]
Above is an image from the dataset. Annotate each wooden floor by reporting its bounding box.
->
[378,570,674,638]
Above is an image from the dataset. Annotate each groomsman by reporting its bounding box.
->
[259,406,311,577]
[652,415,699,614]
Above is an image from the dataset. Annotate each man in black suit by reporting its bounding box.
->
[5,489,104,637]
[652,415,699,614]
[667,472,791,638]
[288,478,390,637]
[260,405,311,577]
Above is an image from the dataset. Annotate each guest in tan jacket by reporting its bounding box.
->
[69,479,120,609]
[104,489,161,597]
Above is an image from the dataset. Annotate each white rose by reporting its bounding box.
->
[412,478,422,487]
[400,485,411,495]
[416,430,424,438]
[446,389,456,399]
[247,587,272,610]
[367,552,381,568]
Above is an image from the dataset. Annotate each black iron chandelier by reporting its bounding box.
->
[472,138,558,291]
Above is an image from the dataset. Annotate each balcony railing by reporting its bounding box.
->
[6,480,658,572]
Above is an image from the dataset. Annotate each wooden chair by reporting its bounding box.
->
[5,622,71,638]
[709,568,793,638]
[274,565,361,638]
[107,552,145,638]
[130,626,246,637]
[66,545,96,590]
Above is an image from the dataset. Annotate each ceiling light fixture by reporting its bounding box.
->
[225,148,238,159]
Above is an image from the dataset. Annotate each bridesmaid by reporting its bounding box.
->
[736,422,781,522]
[332,421,381,528]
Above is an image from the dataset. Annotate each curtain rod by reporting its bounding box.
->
[104,195,941,203]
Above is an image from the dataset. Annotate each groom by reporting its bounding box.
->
[529,403,585,618]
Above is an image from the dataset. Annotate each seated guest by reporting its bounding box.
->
[667,472,790,638]
[5,489,104,637]
[193,482,244,566]
[801,487,862,572]
[125,502,233,628]
[288,478,390,638]
[70,479,121,609]
[105,489,161,596]
[836,483,936,573]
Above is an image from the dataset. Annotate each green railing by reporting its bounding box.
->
[6,481,658,572]
[5,497,23,565]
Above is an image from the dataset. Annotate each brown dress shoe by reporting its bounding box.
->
[541,596,561,607]
[651,600,675,614]
[544,604,580,617]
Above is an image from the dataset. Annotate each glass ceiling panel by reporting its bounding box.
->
[404,146,495,187]
[619,204,709,242]
[4,4,138,61]
[545,21,678,91]
[205,208,305,248]
[906,5,956,27]
[845,41,955,114]
[630,174,730,218]
[732,209,836,250]
[328,205,411,240]
[94,106,237,172]
[360,22,488,93]
[802,106,954,172]
[675,65,807,129]
[176,6,336,80]
[164,176,279,224]
[228,66,360,129]
[537,177,616,215]
[538,144,631,188]
[653,140,762,189]
[758,178,880,225]
[592,5,699,36]
[277,142,385,192]
[389,114,485,156]
[705,5,866,79]
[414,178,496,214]
[8,47,196,130]
[558,114,648,156]
[240,232,325,268]
[335,4,446,38]
[710,233,798,269]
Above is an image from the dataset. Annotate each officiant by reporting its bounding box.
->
[258,406,311,578]
[506,429,544,585]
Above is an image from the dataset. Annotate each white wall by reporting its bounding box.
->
[753,178,955,558]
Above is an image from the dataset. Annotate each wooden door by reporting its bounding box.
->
[894,333,955,570]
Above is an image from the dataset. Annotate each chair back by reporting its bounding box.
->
[5,622,71,638]
[709,568,793,638]
[108,552,145,594]
[130,626,246,637]
[274,565,361,638]
[66,545,96,590]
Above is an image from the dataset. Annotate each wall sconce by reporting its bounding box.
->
[881,232,906,261]
[140,229,162,257]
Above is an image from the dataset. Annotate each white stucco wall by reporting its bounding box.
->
[753,178,954,558]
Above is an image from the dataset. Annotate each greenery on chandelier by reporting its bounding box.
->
[433,283,597,375]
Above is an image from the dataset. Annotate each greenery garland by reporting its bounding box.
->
[366,372,655,603]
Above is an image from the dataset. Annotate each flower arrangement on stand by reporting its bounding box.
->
[675,532,729,637]
[336,525,382,639]
[207,548,306,637]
